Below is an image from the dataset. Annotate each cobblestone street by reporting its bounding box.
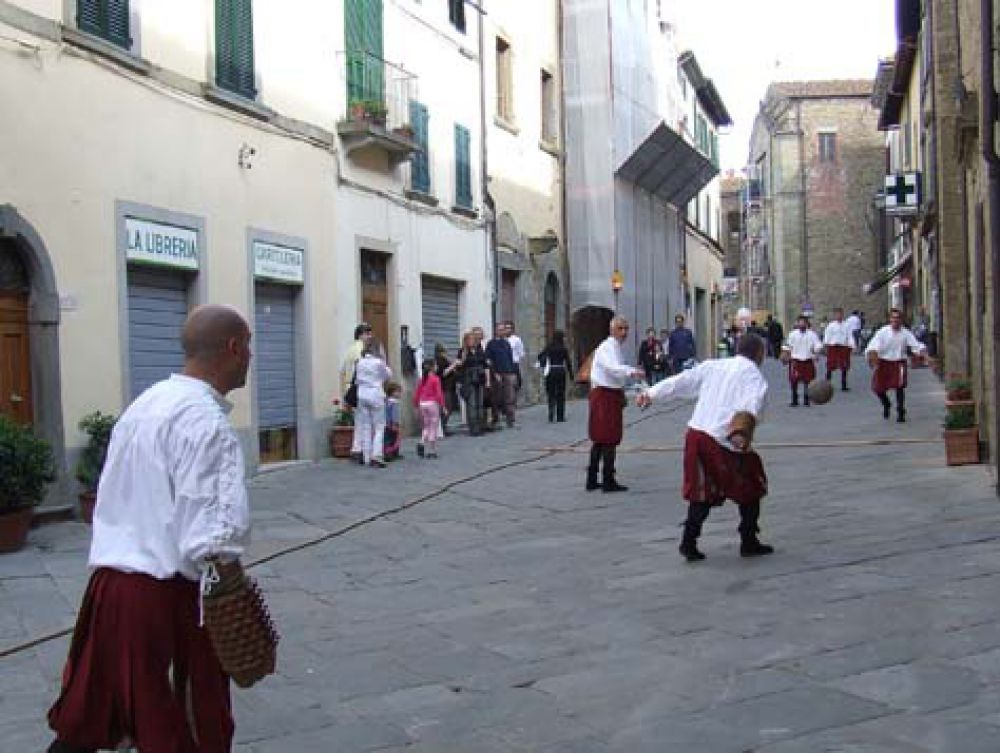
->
[4,361,1000,752]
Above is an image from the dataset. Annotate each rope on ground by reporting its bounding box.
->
[531,436,944,453]
[0,403,685,660]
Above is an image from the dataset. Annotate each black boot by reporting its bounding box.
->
[842,374,849,391]
[48,741,96,753]
[896,389,906,422]
[601,446,627,492]
[790,386,799,407]
[680,503,711,561]
[879,393,891,419]
[586,445,601,491]
[739,502,774,557]
[897,409,907,423]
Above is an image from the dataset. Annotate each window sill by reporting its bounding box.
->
[452,205,478,219]
[538,139,561,157]
[62,27,151,75]
[405,189,439,207]
[203,84,275,122]
[494,115,520,136]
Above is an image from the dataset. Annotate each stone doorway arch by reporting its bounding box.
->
[0,206,65,477]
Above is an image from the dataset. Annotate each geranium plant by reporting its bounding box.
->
[332,399,354,427]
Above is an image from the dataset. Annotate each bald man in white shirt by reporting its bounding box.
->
[638,333,773,562]
[48,305,256,753]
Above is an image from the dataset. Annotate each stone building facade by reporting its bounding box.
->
[748,81,887,328]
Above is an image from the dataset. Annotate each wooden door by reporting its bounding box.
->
[361,251,389,352]
[501,270,517,325]
[544,274,558,344]
[0,293,31,424]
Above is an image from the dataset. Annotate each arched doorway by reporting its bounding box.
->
[0,244,31,424]
[0,206,65,477]
[544,273,559,344]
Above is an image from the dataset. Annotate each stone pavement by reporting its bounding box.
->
[4,359,1000,752]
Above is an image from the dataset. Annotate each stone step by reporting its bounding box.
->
[31,504,76,528]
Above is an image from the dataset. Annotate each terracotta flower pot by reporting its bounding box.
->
[944,427,980,466]
[0,507,34,553]
[79,490,97,526]
[329,425,354,458]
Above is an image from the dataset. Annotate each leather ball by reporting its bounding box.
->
[807,378,834,405]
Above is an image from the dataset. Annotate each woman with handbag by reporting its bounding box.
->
[537,330,573,422]
[355,341,393,467]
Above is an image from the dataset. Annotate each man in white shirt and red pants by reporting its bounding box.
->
[823,307,854,391]
[782,316,823,407]
[47,305,255,753]
[638,334,772,562]
[865,308,927,422]
[587,316,645,493]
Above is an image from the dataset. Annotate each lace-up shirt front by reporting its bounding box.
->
[88,374,251,581]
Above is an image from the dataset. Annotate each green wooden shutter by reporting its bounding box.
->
[345,0,384,105]
[410,101,430,193]
[78,0,131,48]
[454,124,472,208]
[216,0,255,98]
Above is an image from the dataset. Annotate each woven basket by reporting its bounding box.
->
[944,427,980,466]
[203,561,279,688]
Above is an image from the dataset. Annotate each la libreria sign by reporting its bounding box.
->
[125,217,199,270]
[253,241,304,284]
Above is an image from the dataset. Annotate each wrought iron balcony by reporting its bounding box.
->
[336,50,419,165]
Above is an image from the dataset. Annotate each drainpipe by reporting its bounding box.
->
[797,99,809,311]
[982,0,1000,487]
[475,0,497,331]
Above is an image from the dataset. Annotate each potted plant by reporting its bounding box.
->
[392,123,415,140]
[329,399,355,458]
[943,402,980,466]
[945,376,973,403]
[363,99,388,127]
[74,411,116,525]
[0,415,56,553]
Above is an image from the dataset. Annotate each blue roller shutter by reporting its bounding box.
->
[254,283,297,430]
[421,277,461,354]
[127,268,188,399]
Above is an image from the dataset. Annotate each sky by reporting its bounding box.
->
[673,0,897,172]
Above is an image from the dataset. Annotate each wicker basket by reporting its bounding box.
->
[944,427,980,466]
[202,561,279,688]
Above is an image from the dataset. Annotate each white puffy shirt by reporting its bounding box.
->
[356,354,392,402]
[507,334,525,364]
[88,374,251,581]
[845,314,861,334]
[865,325,926,361]
[590,336,634,389]
[823,320,854,347]
[784,329,823,361]
[647,356,768,443]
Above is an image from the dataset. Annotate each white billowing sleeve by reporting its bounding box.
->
[647,362,704,402]
[173,420,251,568]
[811,332,823,354]
[864,328,884,356]
[905,330,927,353]
[594,341,634,380]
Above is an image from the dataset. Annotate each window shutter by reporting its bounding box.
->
[345,0,384,105]
[454,124,472,208]
[410,101,430,194]
[216,0,256,98]
[78,0,131,48]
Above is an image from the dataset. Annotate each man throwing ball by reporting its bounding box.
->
[637,334,773,562]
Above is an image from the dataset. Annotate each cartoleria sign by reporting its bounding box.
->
[125,217,199,270]
[253,241,304,284]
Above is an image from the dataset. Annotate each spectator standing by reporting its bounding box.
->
[457,331,489,436]
[340,322,372,463]
[845,310,862,351]
[637,327,660,384]
[434,343,460,436]
[383,381,402,460]
[506,321,525,395]
[667,314,697,373]
[766,317,784,359]
[413,358,446,458]
[485,323,517,428]
[537,329,573,422]
[355,341,392,468]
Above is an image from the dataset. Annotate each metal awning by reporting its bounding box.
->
[616,122,719,208]
[864,249,913,294]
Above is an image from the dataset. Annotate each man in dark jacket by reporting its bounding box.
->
[766,316,784,359]
[637,327,660,384]
[667,314,696,373]
[485,323,517,428]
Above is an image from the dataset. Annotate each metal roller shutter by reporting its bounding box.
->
[254,283,297,429]
[127,267,188,399]
[421,277,461,354]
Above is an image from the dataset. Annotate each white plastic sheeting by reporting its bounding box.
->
[563,0,716,351]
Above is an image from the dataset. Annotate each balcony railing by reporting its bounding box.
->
[337,50,417,137]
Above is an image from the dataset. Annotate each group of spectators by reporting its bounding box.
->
[339,320,542,465]
[636,314,697,384]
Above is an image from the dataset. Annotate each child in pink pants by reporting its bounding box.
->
[413,358,446,458]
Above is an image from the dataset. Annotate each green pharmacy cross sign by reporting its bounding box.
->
[884,172,921,215]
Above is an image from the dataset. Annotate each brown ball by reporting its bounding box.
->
[807,378,834,405]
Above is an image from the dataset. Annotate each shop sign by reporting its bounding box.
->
[125,217,199,270]
[253,241,304,284]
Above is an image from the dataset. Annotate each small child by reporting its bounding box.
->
[383,381,402,460]
[413,358,445,458]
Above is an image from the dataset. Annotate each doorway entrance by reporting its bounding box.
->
[360,250,389,352]
[0,245,31,424]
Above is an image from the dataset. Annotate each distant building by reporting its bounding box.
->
[719,173,745,325]
[748,80,886,327]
